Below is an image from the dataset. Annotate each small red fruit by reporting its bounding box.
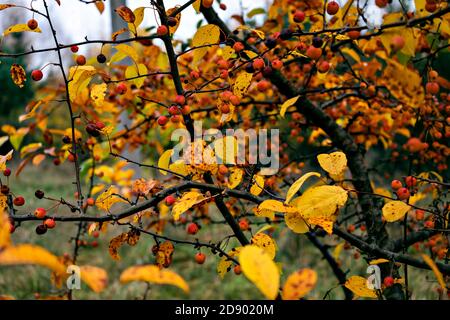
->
[169,105,180,115]
[233,42,245,52]
[239,218,250,231]
[116,82,127,95]
[27,19,38,30]
[220,104,231,114]
[67,153,77,163]
[347,224,356,233]
[219,3,226,10]
[31,69,43,81]
[35,224,47,235]
[202,0,214,8]
[34,208,47,219]
[174,95,186,105]
[165,195,176,206]
[157,116,169,126]
[271,59,283,70]
[375,0,388,8]
[426,82,439,95]
[187,222,199,235]
[396,187,410,200]
[326,1,340,15]
[252,58,265,70]
[405,176,417,187]
[91,240,99,248]
[347,30,360,40]
[383,276,394,287]
[76,55,86,66]
[391,180,403,190]
[3,168,11,176]
[70,45,79,53]
[415,210,425,221]
[229,95,240,106]
[218,165,228,175]
[157,25,169,36]
[293,10,305,23]
[86,197,95,206]
[424,220,434,229]
[317,61,330,73]
[195,252,206,264]
[44,219,56,229]
[233,265,242,275]
[13,196,25,207]
[306,46,322,60]
[92,230,100,238]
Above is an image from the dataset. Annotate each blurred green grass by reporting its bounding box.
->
[0,161,442,300]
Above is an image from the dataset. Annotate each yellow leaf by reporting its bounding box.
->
[344,276,377,298]
[68,66,96,102]
[192,0,201,12]
[120,265,189,293]
[172,191,206,220]
[285,172,321,204]
[79,265,108,293]
[192,24,221,65]
[158,149,173,175]
[32,154,45,166]
[95,1,104,14]
[10,64,26,88]
[280,95,300,118]
[169,160,189,176]
[341,47,360,63]
[239,245,280,300]
[108,233,128,261]
[221,46,235,60]
[155,241,174,268]
[333,243,344,262]
[233,71,253,98]
[250,175,265,196]
[421,254,447,289]
[125,63,148,88]
[0,205,11,250]
[259,200,298,213]
[115,5,135,23]
[20,142,42,158]
[252,206,275,220]
[382,201,411,222]
[0,4,15,11]
[251,233,276,259]
[166,7,181,35]
[113,44,139,64]
[128,7,145,35]
[91,83,107,107]
[227,167,243,189]
[295,185,348,219]
[96,186,127,212]
[19,101,43,122]
[217,247,242,279]
[369,258,390,265]
[0,244,66,275]
[285,211,310,234]
[317,151,347,176]
[307,216,335,235]
[282,269,317,300]
[0,150,13,171]
[3,23,42,36]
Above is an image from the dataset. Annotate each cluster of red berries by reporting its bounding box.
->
[85,121,105,137]
[390,176,417,200]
